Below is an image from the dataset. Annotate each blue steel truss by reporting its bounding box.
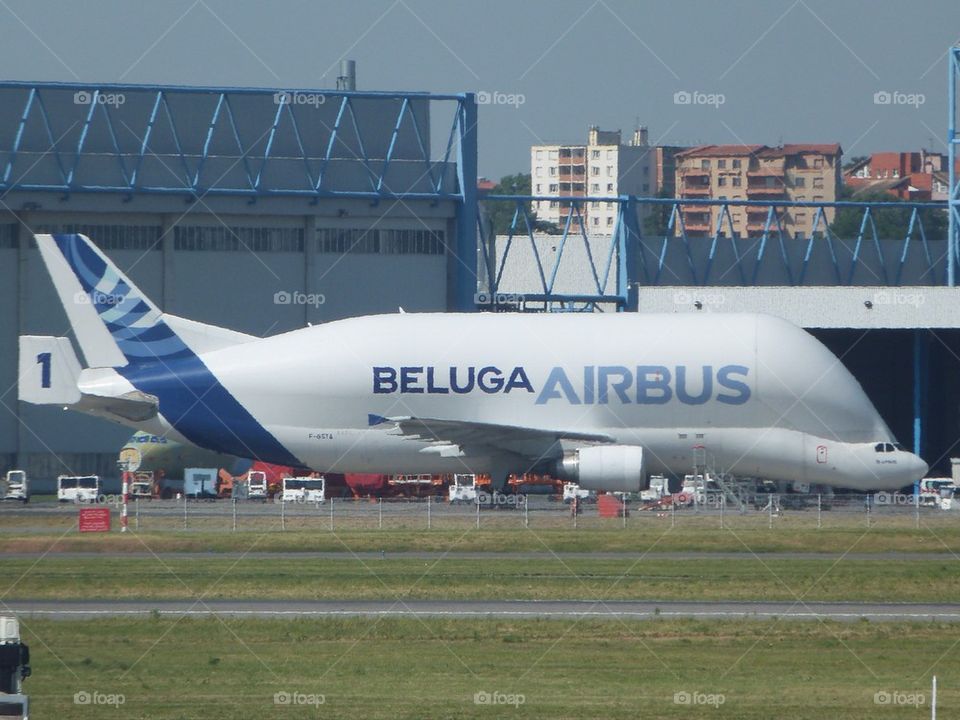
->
[0,81,470,201]
[479,195,950,311]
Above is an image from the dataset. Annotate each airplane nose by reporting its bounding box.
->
[911,454,928,481]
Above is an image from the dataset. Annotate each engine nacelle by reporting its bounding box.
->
[555,445,647,493]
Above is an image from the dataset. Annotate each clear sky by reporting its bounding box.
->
[2,0,957,179]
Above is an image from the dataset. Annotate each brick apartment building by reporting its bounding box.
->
[844,151,954,201]
[674,144,842,238]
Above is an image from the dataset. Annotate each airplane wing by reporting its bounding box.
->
[384,416,615,461]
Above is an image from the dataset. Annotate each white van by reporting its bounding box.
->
[1,470,28,502]
[57,475,100,503]
[281,476,325,503]
[247,470,268,500]
[448,474,478,503]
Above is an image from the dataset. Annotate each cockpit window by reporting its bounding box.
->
[884,443,895,452]
[893,443,906,451]
[874,443,885,452]
[874,443,897,453]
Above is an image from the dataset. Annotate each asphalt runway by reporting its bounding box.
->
[6,599,960,622]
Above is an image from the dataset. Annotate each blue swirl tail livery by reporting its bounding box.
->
[21,234,303,467]
[19,232,928,492]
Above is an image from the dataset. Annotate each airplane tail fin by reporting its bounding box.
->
[18,336,82,405]
[34,233,254,369]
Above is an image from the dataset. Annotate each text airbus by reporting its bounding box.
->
[372,365,751,405]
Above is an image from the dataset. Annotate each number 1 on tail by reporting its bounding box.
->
[36,352,51,388]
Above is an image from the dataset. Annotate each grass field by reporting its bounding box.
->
[18,617,953,719]
[3,519,960,555]
[3,555,959,602]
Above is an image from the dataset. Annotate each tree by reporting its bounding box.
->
[642,189,674,237]
[842,155,869,172]
[482,173,562,235]
[830,187,948,241]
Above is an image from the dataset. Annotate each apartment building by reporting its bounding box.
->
[844,151,953,201]
[531,126,677,234]
[674,144,842,238]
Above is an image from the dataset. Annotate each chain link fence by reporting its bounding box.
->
[1,492,957,533]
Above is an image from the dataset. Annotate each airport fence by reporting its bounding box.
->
[1,492,956,534]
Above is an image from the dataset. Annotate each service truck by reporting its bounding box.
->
[1,471,28,503]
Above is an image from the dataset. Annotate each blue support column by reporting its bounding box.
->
[913,329,928,496]
[453,93,478,311]
[949,47,959,286]
[620,196,641,311]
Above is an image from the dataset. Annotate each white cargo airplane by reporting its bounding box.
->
[19,233,926,492]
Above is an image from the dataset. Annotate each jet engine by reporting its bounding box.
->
[555,445,647,493]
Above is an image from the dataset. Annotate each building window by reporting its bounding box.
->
[813,177,824,189]
[591,150,600,159]
[591,183,599,192]
[642,183,649,192]
[606,217,614,226]
[732,176,742,187]
[732,159,741,169]
[814,158,823,168]
[174,226,304,252]
[549,167,556,176]
[606,166,614,176]
[607,150,615,160]
[718,177,726,187]
[606,183,614,192]
[643,166,649,175]
[536,151,543,160]
[549,201,559,208]
[549,150,558,160]
[592,217,599,226]
[549,183,559,192]
[535,184,541,193]
[794,177,806,188]
[317,228,445,255]
[701,159,711,170]
[813,195,824,203]
[0,224,17,249]
[34,223,163,251]
[591,167,599,176]
[536,167,543,177]
[717,159,726,169]
[591,201,599,209]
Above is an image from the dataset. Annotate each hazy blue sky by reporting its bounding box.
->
[2,0,957,178]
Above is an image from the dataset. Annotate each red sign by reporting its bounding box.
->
[79,507,111,533]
